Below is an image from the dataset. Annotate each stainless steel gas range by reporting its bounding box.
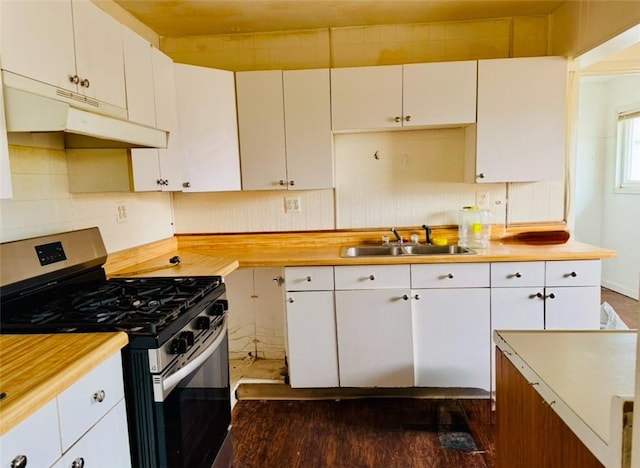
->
[0,228,232,468]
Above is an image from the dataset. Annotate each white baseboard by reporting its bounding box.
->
[602,280,640,301]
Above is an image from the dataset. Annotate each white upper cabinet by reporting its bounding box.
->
[331,61,477,131]
[130,47,183,192]
[1,0,126,109]
[122,27,156,127]
[465,56,567,183]
[0,68,12,199]
[175,64,241,192]
[236,69,332,190]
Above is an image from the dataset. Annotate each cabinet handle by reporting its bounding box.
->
[531,292,544,299]
[546,293,556,300]
[182,181,191,188]
[156,179,163,186]
[288,297,294,303]
[279,180,286,186]
[509,272,522,278]
[477,173,485,179]
[413,294,420,300]
[72,458,85,468]
[402,294,409,301]
[564,271,577,278]
[306,276,312,282]
[69,74,80,84]
[163,179,169,186]
[394,116,402,122]
[93,389,106,403]
[273,276,284,286]
[368,274,376,281]
[440,273,454,279]
[80,78,90,88]
[10,455,27,468]
[404,115,411,122]
[289,180,295,186]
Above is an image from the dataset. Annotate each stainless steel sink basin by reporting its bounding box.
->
[340,244,476,257]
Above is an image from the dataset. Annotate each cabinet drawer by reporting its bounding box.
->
[57,352,125,451]
[491,262,544,287]
[285,266,334,291]
[545,260,601,287]
[0,398,61,468]
[411,263,489,288]
[335,265,410,290]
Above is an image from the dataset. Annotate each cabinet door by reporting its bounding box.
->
[490,287,544,391]
[283,69,333,189]
[403,61,477,127]
[175,64,241,192]
[0,399,61,468]
[122,27,156,127]
[336,289,413,387]
[71,0,126,108]
[253,268,286,359]
[413,288,490,389]
[544,286,601,330]
[0,0,76,91]
[224,269,257,359]
[61,401,132,468]
[470,56,567,183]
[0,69,12,199]
[286,291,339,387]
[236,70,287,190]
[331,65,403,131]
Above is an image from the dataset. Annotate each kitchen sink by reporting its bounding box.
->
[340,244,476,257]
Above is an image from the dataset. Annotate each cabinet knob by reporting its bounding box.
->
[368,274,376,281]
[477,173,485,179]
[93,389,106,403]
[440,273,454,279]
[289,180,295,186]
[273,276,284,286]
[402,294,409,301]
[80,78,90,88]
[156,179,163,186]
[564,271,577,278]
[546,293,556,300]
[69,74,80,84]
[182,181,191,188]
[414,294,420,300]
[306,276,312,282]
[394,116,402,123]
[404,115,411,122]
[279,180,286,186]
[532,292,543,299]
[288,297,294,303]
[10,455,27,468]
[509,272,522,278]
[72,458,85,468]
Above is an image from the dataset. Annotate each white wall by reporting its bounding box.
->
[0,144,174,253]
[575,74,640,299]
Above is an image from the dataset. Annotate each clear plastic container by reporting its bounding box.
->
[458,207,491,248]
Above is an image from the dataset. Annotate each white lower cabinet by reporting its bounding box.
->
[544,286,601,330]
[336,288,414,387]
[0,352,131,468]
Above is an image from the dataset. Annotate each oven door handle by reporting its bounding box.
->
[162,316,227,394]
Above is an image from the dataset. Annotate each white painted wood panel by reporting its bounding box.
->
[122,27,156,127]
[545,260,601,287]
[253,267,286,359]
[283,69,333,189]
[334,265,410,290]
[175,64,241,192]
[236,70,287,190]
[544,286,601,330]
[336,289,413,387]
[411,263,490,288]
[285,266,334,291]
[403,61,477,127]
[286,291,339,387]
[413,288,490,389]
[331,65,403,131]
[490,261,545,287]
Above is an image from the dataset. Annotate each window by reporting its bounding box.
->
[616,108,640,193]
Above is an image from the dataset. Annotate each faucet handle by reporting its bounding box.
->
[421,225,432,245]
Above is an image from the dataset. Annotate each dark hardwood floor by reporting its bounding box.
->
[601,287,639,329]
[230,398,494,468]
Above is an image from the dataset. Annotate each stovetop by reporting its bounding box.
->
[0,276,224,338]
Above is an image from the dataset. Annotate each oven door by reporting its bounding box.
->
[153,316,231,468]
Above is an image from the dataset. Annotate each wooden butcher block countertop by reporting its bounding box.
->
[0,332,128,435]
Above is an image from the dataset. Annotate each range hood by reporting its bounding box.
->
[2,71,168,149]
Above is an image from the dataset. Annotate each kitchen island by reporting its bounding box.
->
[494,330,635,468]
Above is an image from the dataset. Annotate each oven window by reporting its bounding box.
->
[161,332,231,468]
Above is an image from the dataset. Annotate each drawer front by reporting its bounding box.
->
[545,260,601,287]
[491,262,545,287]
[411,263,490,288]
[335,265,410,290]
[1,399,61,468]
[285,266,334,291]
[57,352,125,451]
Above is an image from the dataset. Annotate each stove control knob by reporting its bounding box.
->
[180,331,195,346]
[209,299,229,316]
[195,316,211,330]
[170,337,189,354]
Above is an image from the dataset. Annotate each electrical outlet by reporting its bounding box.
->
[476,191,490,208]
[116,201,127,223]
[284,196,301,213]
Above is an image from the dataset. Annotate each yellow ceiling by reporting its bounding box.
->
[111,0,565,36]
